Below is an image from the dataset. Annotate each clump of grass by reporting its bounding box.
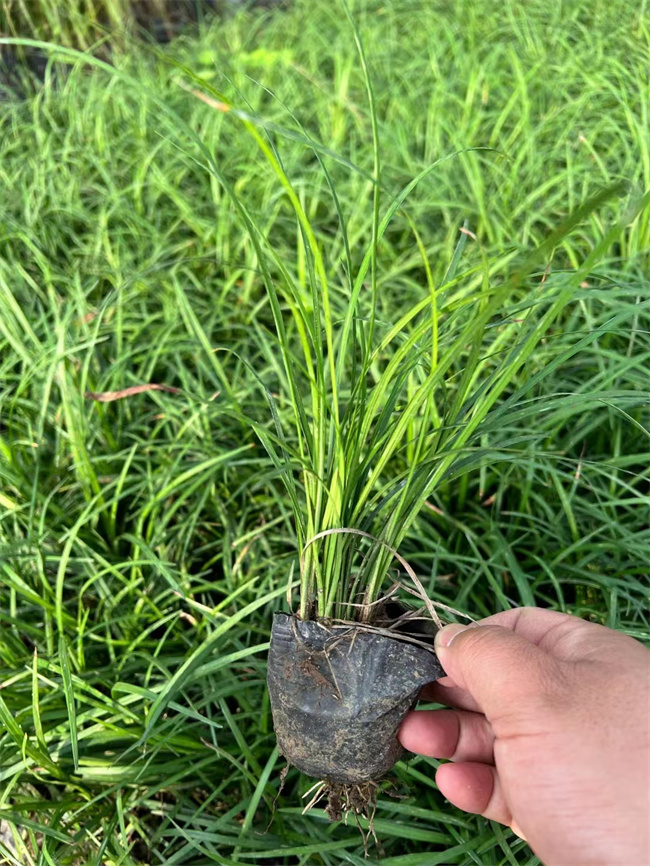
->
[183,18,646,625]
[1,0,129,50]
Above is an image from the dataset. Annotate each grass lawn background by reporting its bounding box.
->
[0,0,649,863]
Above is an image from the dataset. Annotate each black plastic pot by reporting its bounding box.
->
[267,612,444,783]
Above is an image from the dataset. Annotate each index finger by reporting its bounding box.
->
[419,680,482,713]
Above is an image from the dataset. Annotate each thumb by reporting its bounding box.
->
[434,622,565,722]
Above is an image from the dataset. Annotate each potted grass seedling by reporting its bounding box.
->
[181,7,637,828]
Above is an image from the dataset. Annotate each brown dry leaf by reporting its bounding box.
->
[85,384,181,402]
[191,89,231,112]
[76,310,97,324]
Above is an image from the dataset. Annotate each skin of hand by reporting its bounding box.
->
[398,608,650,866]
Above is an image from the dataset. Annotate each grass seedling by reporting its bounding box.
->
[176,0,649,805]
[184,10,642,627]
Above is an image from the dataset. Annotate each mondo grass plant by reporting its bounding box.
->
[181,67,647,627]
[168,5,650,809]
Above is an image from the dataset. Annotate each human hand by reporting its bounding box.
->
[398,608,650,866]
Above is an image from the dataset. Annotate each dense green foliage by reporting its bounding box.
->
[0,0,211,51]
[0,0,648,863]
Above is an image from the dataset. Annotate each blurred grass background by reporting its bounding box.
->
[0,0,649,863]
[0,0,223,49]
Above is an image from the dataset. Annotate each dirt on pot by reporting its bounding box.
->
[267,609,444,788]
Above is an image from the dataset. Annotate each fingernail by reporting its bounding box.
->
[435,623,467,650]
[510,820,527,842]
